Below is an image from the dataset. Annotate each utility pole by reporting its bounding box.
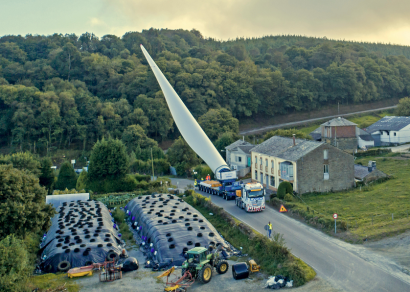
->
[338,102,339,115]
[151,147,155,181]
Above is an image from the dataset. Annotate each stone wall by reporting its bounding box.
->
[325,137,357,151]
[297,144,354,194]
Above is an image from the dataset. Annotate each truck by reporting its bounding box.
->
[235,182,265,212]
[140,45,265,212]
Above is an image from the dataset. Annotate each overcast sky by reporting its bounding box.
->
[1,0,410,45]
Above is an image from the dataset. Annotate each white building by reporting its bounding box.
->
[364,116,410,146]
[225,140,254,177]
[357,128,375,149]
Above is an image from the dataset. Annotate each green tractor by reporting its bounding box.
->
[181,247,229,284]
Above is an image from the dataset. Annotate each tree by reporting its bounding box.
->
[167,137,201,176]
[121,125,157,152]
[395,97,410,116]
[198,108,239,141]
[76,170,88,191]
[0,152,41,176]
[39,157,55,194]
[0,164,55,240]
[88,138,129,181]
[55,161,77,190]
[214,132,237,157]
[277,181,293,200]
[0,235,31,292]
[264,129,312,141]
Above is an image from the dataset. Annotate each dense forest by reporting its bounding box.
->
[1,28,410,155]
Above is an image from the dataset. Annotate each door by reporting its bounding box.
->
[260,172,263,184]
[266,175,269,186]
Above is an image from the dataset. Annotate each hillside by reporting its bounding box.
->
[1,29,410,155]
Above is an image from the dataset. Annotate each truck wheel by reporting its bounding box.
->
[198,264,213,284]
[216,260,229,274]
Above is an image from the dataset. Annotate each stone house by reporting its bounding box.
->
[250,136,354,194]
[354,161,388,184]
[310,117,375,150]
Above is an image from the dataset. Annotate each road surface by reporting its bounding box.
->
[387,144,410,153]
[171,178,410,292]
[240,105,397,135]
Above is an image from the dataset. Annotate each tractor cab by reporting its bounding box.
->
[185,247,208,266]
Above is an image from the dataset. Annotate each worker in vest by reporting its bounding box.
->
[268,221,272,238]
[206,174,210,180]
[194,179,197,189]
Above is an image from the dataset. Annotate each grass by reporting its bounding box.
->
[27,273,80,292]
[289,154,410,241]
[112,208,134,242]
[184,193,316,287]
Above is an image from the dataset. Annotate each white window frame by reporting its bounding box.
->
[324,149,328,160]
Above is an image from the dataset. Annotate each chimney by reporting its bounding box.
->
[367,160,376,172]
[293,134,296,146]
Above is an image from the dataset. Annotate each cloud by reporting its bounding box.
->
[102,0,410,45]
[88,17,105,27]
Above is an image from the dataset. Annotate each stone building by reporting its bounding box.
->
[250,136,354,194]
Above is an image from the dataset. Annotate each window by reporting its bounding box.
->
[255,156,257,162]
[270,176,275,187]
[260,157,262,165]
[324,149,328,160]
[265,159,268,167]
[324,164,329,180]
[255,170,258,180]
[238,156,242,162]
[288,165,293,177]
[271,160,274,169]
[260,172,263,184]
[394,132,397,136]
[266,175,269,186]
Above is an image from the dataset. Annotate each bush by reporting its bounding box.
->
[0,235,31,292]
[76,170,88,190]
[277,181,293,199]
[134,174,151,182]
[284,193,294,202]
[55,161,77,190]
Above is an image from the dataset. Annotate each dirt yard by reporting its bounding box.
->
[75,247,339,292]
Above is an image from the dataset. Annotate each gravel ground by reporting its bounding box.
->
[75,247,338,292]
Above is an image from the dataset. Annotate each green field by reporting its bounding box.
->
[290,153,410,241]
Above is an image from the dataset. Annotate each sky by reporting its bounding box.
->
[1,0,410,45]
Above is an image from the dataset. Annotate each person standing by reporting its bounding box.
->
[194,179,198,189]
[268,221,272,238]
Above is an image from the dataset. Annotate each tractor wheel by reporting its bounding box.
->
[198,264,213,284]
[216,260,229,274]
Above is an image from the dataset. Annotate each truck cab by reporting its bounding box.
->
[235,182,265,212]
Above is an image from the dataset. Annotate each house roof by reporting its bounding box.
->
[250,136,324,162]
[354,164,371,180]
[237,145,254,154]
[309,127,322,140]
[365,116,410,133]
[359,135,374,141]
[321,117,357,127]
[225,139,254,151]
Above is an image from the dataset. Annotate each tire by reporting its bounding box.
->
[57,260,71,272]
[106,251,118,261]
[198,264,213,284]
[216,260,229,274]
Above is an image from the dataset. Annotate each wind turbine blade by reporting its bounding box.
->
[140,45,229,174]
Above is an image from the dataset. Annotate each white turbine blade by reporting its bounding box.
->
[140,45,229,174]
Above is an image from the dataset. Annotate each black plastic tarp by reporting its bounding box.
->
[40,200,122,273]
[126,194,227,266]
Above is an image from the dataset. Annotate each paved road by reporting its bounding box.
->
[171,178,410,292]
[387,144,410,153]
[240,105,397,135]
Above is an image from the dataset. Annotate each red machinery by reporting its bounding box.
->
[157,266,195,292]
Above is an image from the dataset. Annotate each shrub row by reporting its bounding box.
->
[185,192,315,287]
[354,148,391,158]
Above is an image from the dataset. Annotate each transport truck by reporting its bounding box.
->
[235,182,265,212]
[140,45,265,212]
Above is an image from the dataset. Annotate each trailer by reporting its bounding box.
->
[198,179,242,200]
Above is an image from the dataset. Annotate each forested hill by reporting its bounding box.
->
[1,28,410,153]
